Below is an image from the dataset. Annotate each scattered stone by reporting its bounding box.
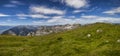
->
[117,39,120,42]
[87,34,91,37]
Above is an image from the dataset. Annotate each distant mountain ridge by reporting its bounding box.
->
[1,24,80,36]
[2,25,38,36]
[0,26,13,34]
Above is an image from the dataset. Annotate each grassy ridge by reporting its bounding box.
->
[0,23,120,56]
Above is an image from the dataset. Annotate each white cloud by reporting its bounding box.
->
[3,0,24,7]
[16,14,28,19]
[30,6,65,15]
[30,14,50,18]
[10,0,23,5]
[16,14,50,19]
[47,16,75,24]
[81,15,98,19]
[32,16,76,25]
[32,15,120,25]
[103,7,120,15]
[81,15,120,23]
[33,16,81,25]
[33,19,73,25]
[0,13,10,17]
[32,20,53,25]
[62,0,88,9]
[47,18,64,23]
[3,4,16,7]
[73,10,85,13]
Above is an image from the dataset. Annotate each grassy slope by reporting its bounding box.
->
[0,23,120,56]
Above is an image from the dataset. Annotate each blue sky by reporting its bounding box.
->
[0,0,120,25]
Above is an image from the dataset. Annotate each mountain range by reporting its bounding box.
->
[1,24,80,36]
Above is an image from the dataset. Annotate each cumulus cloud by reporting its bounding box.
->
[30,6,65,15]
[0,13,10,17]
[103,7,120,15]
[16,14,50,19]
[33,19,75,25]
[32,16,78,25]
[62,0,88,9]
[33,15,82,25]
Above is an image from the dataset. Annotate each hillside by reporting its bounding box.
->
[0,23,120,56]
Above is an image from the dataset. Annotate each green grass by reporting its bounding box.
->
[0,23,120,56]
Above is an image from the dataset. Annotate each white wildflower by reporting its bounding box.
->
[87,34,91,37]
[117,39,120,42]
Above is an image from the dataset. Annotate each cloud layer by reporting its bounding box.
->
[32,15,120,25]
[103,7,120,15]
[0,13,9,17]
[30,6,65,15]
[0,0,120,25]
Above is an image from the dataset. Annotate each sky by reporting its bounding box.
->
[0,0,120,25]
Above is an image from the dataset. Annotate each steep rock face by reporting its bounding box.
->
[2,24,81,36]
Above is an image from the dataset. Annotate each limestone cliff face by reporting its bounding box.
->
[2,24,81,36]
